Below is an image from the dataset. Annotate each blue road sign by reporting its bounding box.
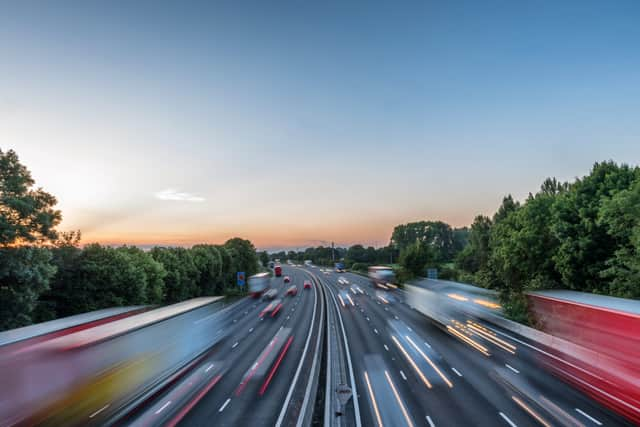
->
[237,272,246,286]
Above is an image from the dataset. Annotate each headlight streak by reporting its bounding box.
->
[512,395,552,427]
[446,325,490,356]
[466,322,516,354]
[391,335,432,388]
[384,370,414,427]
[364,371,384,427]
[404,335,453,388]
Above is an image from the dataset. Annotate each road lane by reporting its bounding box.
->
[173,266,322,427]
[312,267,632,427]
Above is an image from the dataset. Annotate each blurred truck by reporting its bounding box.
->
[368,266,396,289]
[527,290,640,424]
[248,272,271,298]
[334,262,345,272]
[274,265,282,277]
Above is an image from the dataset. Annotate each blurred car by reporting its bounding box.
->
[260,299,283,317]
[286,285,298,296]
[262,289,278,301]
[304,280,312,289]
[283,276,291,283]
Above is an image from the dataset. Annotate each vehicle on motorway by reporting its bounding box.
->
[368,266,396,289]
[261,288,278,301]
[303,280,312,289]
[335,262,345,272]
[304,260,312,266]
[283,276,290,283]
[268,260,275,269]
[285,285,297,296]
[274,265,282,277]
[260,299,283,317]
[528,290,640,424]
[248,272,271,298]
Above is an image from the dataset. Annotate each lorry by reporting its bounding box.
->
[527,290,640,424]
[334,262,345,273]
[248,272,270,298]
[274,265,282,277]
[368,266,396,289]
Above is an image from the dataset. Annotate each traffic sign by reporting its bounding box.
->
[237,272,245,287]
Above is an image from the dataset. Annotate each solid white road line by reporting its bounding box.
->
[89,403,110,418]
[505,364,519,374]
[326,280,362,427]
[426,415,436,427]
[276,272,320,427]
[155,401,171,414]
[499,412,518,427]
[575,408,602,425]
[451,368,463,377]
[218,398,231,412]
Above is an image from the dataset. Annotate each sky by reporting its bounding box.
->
[2,1,639,250]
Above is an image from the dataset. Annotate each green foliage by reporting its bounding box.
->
[399,241,431,277]
[350,262,368,272]
[391,220,467,263]
[0,149,61,329]
[552,162,637,294]
[150,247,199,303]
[223,238,259,277]
[597,174,640,298]
[0,149,62,245]
[258,250,269,267]
[0,247,56,330]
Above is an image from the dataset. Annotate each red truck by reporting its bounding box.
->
[274,265,282,277]
[528,290,640,424]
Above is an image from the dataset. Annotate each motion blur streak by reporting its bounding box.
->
[165,374,223,427]
[391,335,432,389]
[384,370,414,427]
[364,371,384,427]
[446,325,490,356]
[259,335,294,395]
[466,322,516,354]
[404,335,453,388]
[512,395,552,427]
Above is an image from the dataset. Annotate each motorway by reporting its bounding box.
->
[128,266,324,427]
[305,266,633,427]
[4,265,636,427]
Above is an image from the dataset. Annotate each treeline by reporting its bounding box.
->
[264,245,399,271]
[264,221,469,277]
[0,149,258,331]
[456,161,640,322]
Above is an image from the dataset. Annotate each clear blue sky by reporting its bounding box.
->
[2,1,639,249]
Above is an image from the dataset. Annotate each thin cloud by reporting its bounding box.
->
[155,188,205,202]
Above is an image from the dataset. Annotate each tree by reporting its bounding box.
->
[258,250,270,267]
[598,174,640,298]
[391,220,461,263]
[0,247,56,329]
[0,149,61,330]
[192,244,222,295]
[399,241,431,277]
[224,238,259,277]
[150,247,199,303]
[118,246,166,304]
[552,162,637,293]
[457,215,492,275]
